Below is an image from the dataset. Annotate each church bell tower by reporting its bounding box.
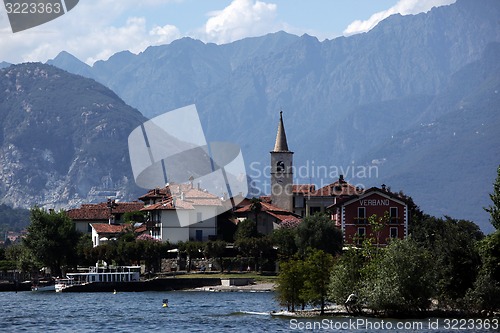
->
[270,111,293,211]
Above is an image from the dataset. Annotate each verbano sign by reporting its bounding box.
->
[359,199,390,206]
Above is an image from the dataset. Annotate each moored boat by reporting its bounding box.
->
[55,264,141,292]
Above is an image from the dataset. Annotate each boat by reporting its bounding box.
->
[55,264,141,292]
[31,278,56,292]
[31,282,56,292]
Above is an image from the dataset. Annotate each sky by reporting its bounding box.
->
[0,0,456,65]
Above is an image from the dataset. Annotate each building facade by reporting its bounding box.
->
[139,183,222,243]
[329,187,409,246]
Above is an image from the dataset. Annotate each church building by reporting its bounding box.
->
[265,111,409,246]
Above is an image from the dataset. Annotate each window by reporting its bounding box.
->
[390,207,398,224]
[197,212,203,223]
[390,227,398,238]
[357,207,366,224]
[357,227,366,245]
[277,161,285,172]
[195,230,203,241]
[309,206,321,215]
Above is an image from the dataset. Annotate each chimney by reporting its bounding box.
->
[381,184,387,191]
[339,174,344,183]
[197,182,201,190]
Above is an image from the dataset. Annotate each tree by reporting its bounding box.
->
[234,219,259,240]
[5,243,40,274]
[301,249,334,315]
[411,215,483,307]
[276,257,307,312]
[23,207,81,276]
[366,212,389,247]
[329,248,366,313]
[295,213,342,256]
[272,220,299,259]
[204,240,227,272]
[235,236,273,272]
[465,230,500,312]
[249,197,262,233]
[477,230,500,282]
[362,239,434,315]
[484,165,500,230]
[178,241,202,272]
[75,234,94,267]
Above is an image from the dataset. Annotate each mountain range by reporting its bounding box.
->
[0,63,146,209]
[1,0,499,231]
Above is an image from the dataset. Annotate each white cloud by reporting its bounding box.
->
[0,0,182,65]
[203,0,279,44]
[343,0,456,36]
[150,24,181,45]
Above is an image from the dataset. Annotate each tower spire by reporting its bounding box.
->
[273,111,289,152]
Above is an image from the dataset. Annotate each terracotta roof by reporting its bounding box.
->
[91,223,125,234]
[66,202,144,220]
[91,223,147,234]
[292,184,316,194]
[266,211,301,223]
[309,180,360,197]
[139,183,223,211]
[234,201,299,215]
[138,187,171,201]
[234,200,301,224]
[141,198,195,211]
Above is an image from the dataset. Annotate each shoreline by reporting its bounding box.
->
[193,282,275,292]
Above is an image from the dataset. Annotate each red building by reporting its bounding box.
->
[328,186,409,246]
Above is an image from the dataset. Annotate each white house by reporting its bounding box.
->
[139,183,223,243]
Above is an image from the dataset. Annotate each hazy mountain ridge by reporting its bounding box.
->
[362,42,500,230]
[2,0,499,231]
[0,63,147,209]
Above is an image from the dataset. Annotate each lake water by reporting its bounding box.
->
[1,290,499,332]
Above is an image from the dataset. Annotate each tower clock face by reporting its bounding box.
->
[277,161,285,172]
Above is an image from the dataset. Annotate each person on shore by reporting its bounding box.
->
[345,293,359,314]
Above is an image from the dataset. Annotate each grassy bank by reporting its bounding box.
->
[162,272,278,284]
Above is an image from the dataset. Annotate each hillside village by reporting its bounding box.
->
[62,112,411,254]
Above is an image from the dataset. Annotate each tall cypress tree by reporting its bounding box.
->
[485,165,500,230]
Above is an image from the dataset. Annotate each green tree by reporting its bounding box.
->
[5,243,40,274]
[329,248,366,311]
[234,219,259,240]
[178,241,203,272]
[477,230,500,282]
[23,207,81,276]
[412,215,483,307]
[204,240,227,272]
[484,165,500,230]
[296,213,342,256]
[235,236,273,272]
[362,239,434,315]
[122,210,147,223]
[276,257,307,312]
[75,234,94,267]
[368,212,390,247]
[272,223,298,259]
[301,249,334,315]
[249,197,262,233]
[465,269,500,312]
